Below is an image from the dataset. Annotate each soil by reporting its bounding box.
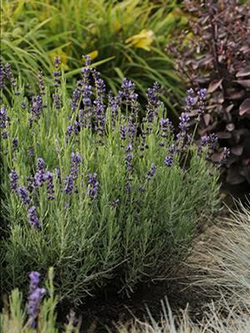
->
[58,274,211,333]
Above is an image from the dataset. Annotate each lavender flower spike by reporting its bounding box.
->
[44,172,55,200]
[86,173,99,200]
[178,112,190,133]
[164,144,175,167]
[146,163,156,181]
[9,170,18,192]
[29,271,41,294]
[35,158,46,187]
[27,271,46,328]
[27,206,41,229]
[17,186,30,205]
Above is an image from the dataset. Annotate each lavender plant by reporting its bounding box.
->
[0,59,220,304]
[0,267,81,333]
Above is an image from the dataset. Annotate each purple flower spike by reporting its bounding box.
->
[160,118,173,140]
[120,78,138,107]
[5,63,17,88]
[64,174,74,195]
[12,137,18,151]
[64,152,82,195]
[35,158,46,187]
[83,55,91,66]
[44,172,54,200]
[27,206,41,229]
[179,112,190,133]
[86,173,99,200]
[53,92,61,110]
[17,186,30,205]
[9,170,18,192]
[146,163,156,181]
[31,95,43,120]
[27,271,46,328]
[185,88,196,109]
[146,82,161,123]
[70,152,82,179]
[29,271,40,293]
[164,144,175,167]
[0,60,5,90]
[38,71,45,96]
[0,105,10,131]
[198,88,207,100]
[71,88,81,113]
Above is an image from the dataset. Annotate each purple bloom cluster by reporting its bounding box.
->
[9,170,18,192]
[120,79,138,103]
[198,133,218,158]
[44,172,54,200]
[71,88,81,113]
[12,137,18,151]
[108,93,120,125]
[164,144,175,167]
[5,63,17,88]
[53,57,61,88]
[160,118,173,145]
[27,271,46,328]
[83,54,91,66]
[93,69,106,97]
[80,57,93,110]
[15,181,41,228]
[120,119,137,142]
[70,152,81,179]
[0,105,10,139]
[53,92,61,110]
[0,60,5,90]
[30,95,43,121]
[86,173,99,200]
[17,186,30,205]
[38,71,45,96]
[197,88,207,115]
[27,206,41,228]
[92,70,106,137]
[35,158,46,187]
[146,163,156,181]
[125,143,134,174]
[27,176,36,193]
[119,78,139,117]
[66,125,74,141]
[146,82,161,124]
[178,112,190,133]
[64,174,74,195]
[185,88,196,110]
[64,152,82,195]
[82,83,93,108]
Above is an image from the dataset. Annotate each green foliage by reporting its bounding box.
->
[0,63,220,305]
[1,0,187,113]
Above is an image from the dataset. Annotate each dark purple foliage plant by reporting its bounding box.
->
[167,0,250,187]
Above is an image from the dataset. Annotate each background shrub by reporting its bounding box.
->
[0,59,220,304]
[1,0,187,113]
[167,0,250,187]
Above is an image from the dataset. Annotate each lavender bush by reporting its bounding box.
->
[0,58,220,304]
